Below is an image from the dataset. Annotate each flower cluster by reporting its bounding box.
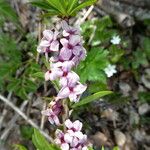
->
[41,100,63,125]
[55,119,90,150]
[38,20,87,103]
[37,20,91,150]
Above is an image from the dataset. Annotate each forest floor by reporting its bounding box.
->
[0,1,150,150]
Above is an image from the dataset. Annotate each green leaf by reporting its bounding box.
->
[88,147,94,150]
[30,0,63,16]
[138,92,150,102]
[46,0,67,15]
[32,128,60,150]
[67,0,78,13]
[7,79,21,92]
[20,125,34,140]
[24,79,37,92]
[30,0,55,10]
[32,72,44,79]
[113,146,120,150]
[70,0,97,15]
[16,87,28,100]
[41,10,61,17]
[77,48,109,83]
[13,144,28,150]
[132,49,149,69]
[109,45,124,63]
[101,146,105,150]
[88,82,107,93]
[72,91,113,108]
[143,37,150,59]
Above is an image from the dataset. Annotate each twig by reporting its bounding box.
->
[40,102,46,129]
[36,22,42,63]
[62,99,69,132]
[0,109,7,130]
[75,5,94,25]
[0,92,13,130]
[26,94,33,117]
[0,100,28,140]
[88,25,97,45]
[0,94,54,143]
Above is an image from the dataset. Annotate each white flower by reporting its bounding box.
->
[111,35,121,45]
[104,64,117,77]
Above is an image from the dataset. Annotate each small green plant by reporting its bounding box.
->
[30,0,97,17]
[0,33,42,99]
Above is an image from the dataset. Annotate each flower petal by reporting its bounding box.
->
[53,115,60,125]
[71,137,79,147]
[61,61,74,72]
[69,35,81,46]
[50,40,59,51]
[64,133,73,143]
[61,143,69,150]
[59,77,68,87]
[37,46,44,53]
[73,120,82,131]
[53,30,59,40]
[60,47,72,61]
[69,93,78,102]
[60,38,68,46]
[61,20,69,31]
[55,129,64,138]
[72,46,81,55]
[45,71,50,81]
[64,119,73,129]
[48,116,55,125]
[67,71,80,86]
[74,83,87,95]
[63,30,70,37]
[43,30,53,41]
[39,40,50,47]
[57,87,70,99]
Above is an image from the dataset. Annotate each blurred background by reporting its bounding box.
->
[0,0,150,150]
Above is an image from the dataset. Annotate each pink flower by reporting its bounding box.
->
[55,129,70,150]
[37,30,59,53]
[72,47,87,65]
[61,21,80,37]
[59,36,82,61]
[51,61,74,72]
[59,71,79,87]
[45,61,75,83]
[64,130,88,150]
[55,120,91,150]
[41,101,62,125]
[65,119,82,132]
[57,82,87,102]
[45,67,63,81]
[42,109,60,125]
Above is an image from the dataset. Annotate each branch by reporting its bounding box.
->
[0,94,54,143]
[0,100,28,140]
[75,5,94,25]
